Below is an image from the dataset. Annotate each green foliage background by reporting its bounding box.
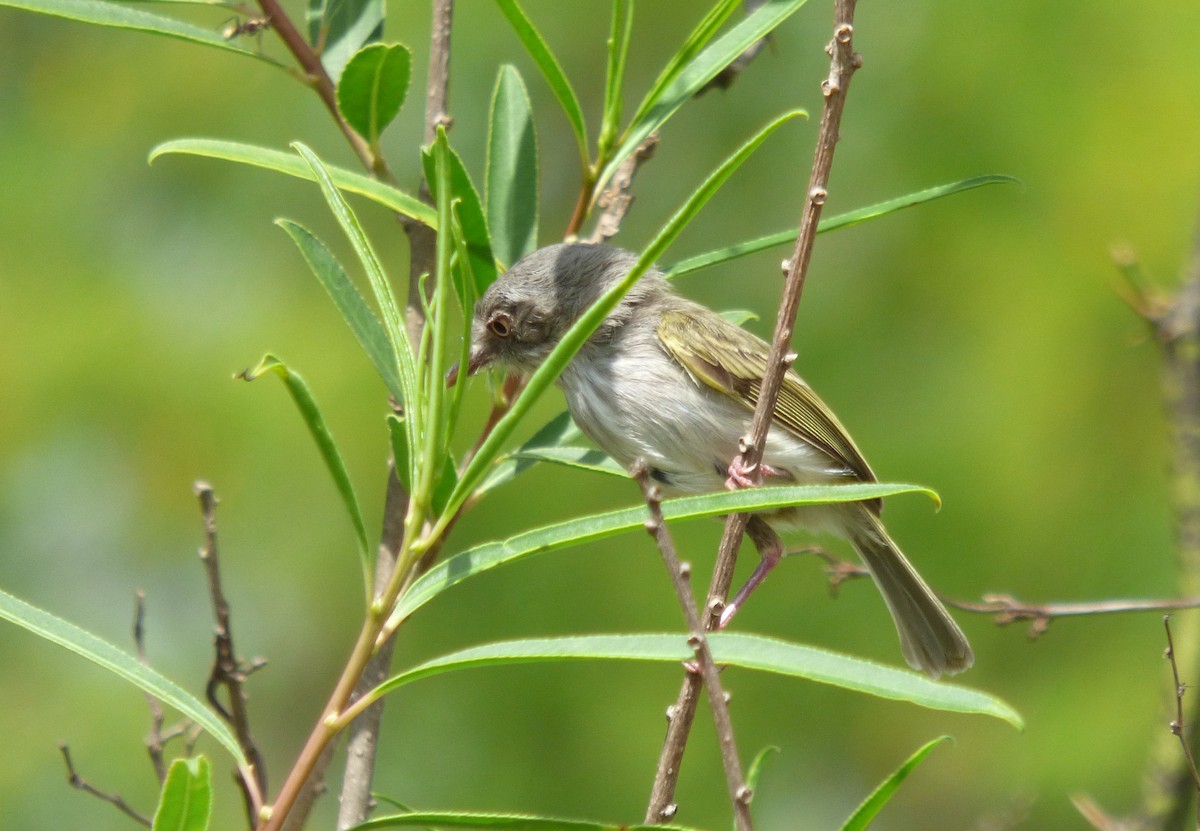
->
[0,1,1197,828]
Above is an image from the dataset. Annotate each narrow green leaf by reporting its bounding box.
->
[596,0,634,162]
[598,0,808,193]
[442,201,479,450]
[152,756,213,831]
[509,447,626,478]
[365,634,1022,727]
[276,220,403,400]
[0,0,283,65]
[439,111,803,528]
[627,0,740,133]
[239,355,372,593]
[292,142,420,488]
[744,745,779,801]
[149,139,436,228]
[664,174,1021,279]
[337,43,413,144]
[0,588,246,766]
[487,65,539,267]
[718,309,758,326]
[422,140,498,295]
[493,0,588,169]
[352,811,701,830]
[307,0,384,83]
[387,413,412,493]
[839,737,952,831]
[394,482,935,626]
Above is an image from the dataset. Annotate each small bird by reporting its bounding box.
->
[465,243,973,678]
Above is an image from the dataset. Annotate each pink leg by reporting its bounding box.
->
[718,516,784,629]
[725,454,786,490]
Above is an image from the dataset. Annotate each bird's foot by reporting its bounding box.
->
[724,455,784,490]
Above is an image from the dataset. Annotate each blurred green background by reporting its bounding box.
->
[1,1,1198,829]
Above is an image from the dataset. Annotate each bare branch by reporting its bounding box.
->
[646,1,861,819]
[133,592,170,784]
[59,743,151,827]
[633,462,753,831]
[196,481,267,822]
[1164,616,1200,829]
[586,134,659,245]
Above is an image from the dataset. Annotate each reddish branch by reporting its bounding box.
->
[646,1,862,820]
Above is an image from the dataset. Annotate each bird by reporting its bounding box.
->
[463,242,973,678]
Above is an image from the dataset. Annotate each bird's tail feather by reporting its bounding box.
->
[846,506,973,679]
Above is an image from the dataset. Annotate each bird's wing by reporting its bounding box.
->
[656,305,878,488]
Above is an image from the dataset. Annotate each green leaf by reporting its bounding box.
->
[152,756,213,831]
[664,174,1021,279]
[365,634,1022,727]
[487,65,539,267]
[276,220,403,400]
[351,811,701,830]
[627,0,740,134]
[438,111,803,529]
[744,745,779,800]
[239,355,372,594]
[393,482,936,627]
[422,140,498,295]
[292,142,420,490]
[596,0,634,162]
[509,447,626,478]
[337,43,413,145]
[839,737,952,831]
[307,0,384,83]
[493,0,588,169]
[599,0,808,193]
[0,588,246,766]
[387,413,412,493]
[149,139,436,228]
[0,0,283,65]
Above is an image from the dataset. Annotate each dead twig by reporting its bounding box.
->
[196,481,267,822]
[586,133,659,245]
[1164,616,1200,829]
[59,743,151,827]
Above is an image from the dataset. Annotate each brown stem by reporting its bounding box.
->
[645,1,861,820]
[1164,616,1200,829]
[586,134,659,245]
[133,591,169,785]
[252,0,383,175]
[633,463,753,831]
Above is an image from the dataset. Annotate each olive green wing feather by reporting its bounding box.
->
[657,304,877,487]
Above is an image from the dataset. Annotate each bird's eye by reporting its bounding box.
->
[487,313,514,338]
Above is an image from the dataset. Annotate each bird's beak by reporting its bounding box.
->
[445,344,492,388]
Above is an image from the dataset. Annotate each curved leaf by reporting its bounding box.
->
[598,0,808,194]
[153,756,213,831]
[0,588,246,765]
[493,0,588,168]
[239,355,372,594]
[276,220,403,400]
[338,43,413,144]
[392,482,936,626]
[0,0,283,65]
[487,65,539,267]
[362,633,1022,727]
[840,737,951,831]
[664,174,1021,279]
[149,139,436,228]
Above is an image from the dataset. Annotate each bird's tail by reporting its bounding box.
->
[845,505,973,679]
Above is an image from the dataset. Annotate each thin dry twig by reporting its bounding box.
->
[196,481,267,822]
[646,1,861,820]
[59,743,151,827]
[1164,616,1200,830]
[133,591,169,784]
[633,462,753,831]
[586,133,659,245]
